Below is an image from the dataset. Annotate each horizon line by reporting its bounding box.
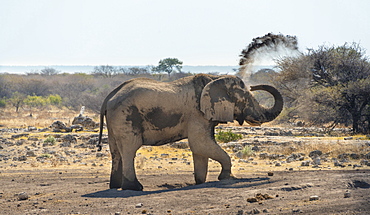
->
[0,64,241,67]
[0,64,276,69]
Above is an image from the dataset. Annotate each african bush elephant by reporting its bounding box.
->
[97,74,283,191]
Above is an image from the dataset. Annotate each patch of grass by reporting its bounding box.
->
[0,106,99,128]
[215,130,243,143]
[240,145,254,157]
[0,99,6,108]
[44,136,56,145]
[266,138,369,158]
[358,135,370,140]
[40,153,52,158]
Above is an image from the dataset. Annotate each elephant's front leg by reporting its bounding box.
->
[192,153,209,184]
[188,122,234,183]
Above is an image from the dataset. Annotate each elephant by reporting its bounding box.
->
[97,74,283,191]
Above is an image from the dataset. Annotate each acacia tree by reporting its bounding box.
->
[153,58,183,77]
[40,67,60,76]
[309,44,370,133]
[274,43,370,133]
[92,65,118,78]
[8,92,26,112]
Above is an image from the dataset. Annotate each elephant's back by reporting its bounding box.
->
[106,78,185,112]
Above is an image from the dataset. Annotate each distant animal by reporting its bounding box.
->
[98,74,283,191]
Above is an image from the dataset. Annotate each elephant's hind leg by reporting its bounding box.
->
[117,135,143,191]
[108,136,123,189]
[120,148,143,191]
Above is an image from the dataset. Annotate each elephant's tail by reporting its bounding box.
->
[96,81,130,151]
[97,105,106,151]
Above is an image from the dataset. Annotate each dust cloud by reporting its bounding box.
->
[239,33,301,80]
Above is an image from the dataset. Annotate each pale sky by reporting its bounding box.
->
[1,0,369,66]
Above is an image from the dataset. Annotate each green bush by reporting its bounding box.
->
[0,99,6,108]
[40,154,52,158]
[240,145,254,157]
[24,95,48,108]
[47,94,62,106]
[215,130,243,143]
[44,136,56,144]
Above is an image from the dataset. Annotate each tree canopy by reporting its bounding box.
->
[274,43,370,133]
[153,58,183,77]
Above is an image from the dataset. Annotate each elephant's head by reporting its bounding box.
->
[200,76,283,126]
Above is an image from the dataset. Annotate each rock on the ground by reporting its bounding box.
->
[344,190,351,198]
[135,203,144,208]
[309,195,319,201]
[301,160,310,166]
[309,150,322,158]
[17,192,29,201]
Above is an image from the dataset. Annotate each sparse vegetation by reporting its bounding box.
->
[40,153,52,158]
[0,64,193,113]
[240,145,254,158]
[215,130,243,143]
[0,99,6,108]
[43,136,56,145]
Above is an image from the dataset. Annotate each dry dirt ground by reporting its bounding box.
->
[1,164,370,214]
[0,108,370,214]
[1,139,370,214]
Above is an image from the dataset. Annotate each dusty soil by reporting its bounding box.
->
[1,166,370,214]
[1,108,370,214]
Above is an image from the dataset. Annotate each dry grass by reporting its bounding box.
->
[0,106,99,128]
[266,137,369,158]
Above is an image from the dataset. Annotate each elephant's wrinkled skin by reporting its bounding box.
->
[98,74,283,191]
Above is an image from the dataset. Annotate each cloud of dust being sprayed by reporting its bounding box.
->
[239,33,301,81]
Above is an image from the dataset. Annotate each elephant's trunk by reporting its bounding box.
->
[250,85,283,123]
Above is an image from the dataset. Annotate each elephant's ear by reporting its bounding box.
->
[200,77,235,122]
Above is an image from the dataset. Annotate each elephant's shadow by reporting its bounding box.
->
[82,177,274,198]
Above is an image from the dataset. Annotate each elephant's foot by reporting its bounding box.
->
[109,181,122,189]
[121,176,143,191]
[109,175,122,189]
[218,170,236,181]
[195,177,206,185]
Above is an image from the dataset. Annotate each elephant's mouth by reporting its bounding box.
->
[245,118,262,126]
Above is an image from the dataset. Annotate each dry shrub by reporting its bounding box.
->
[50,158,59,167]
[296,140,366,158]
[30,162,39,167]
[327,141,368,158]
[267,138,368,158]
